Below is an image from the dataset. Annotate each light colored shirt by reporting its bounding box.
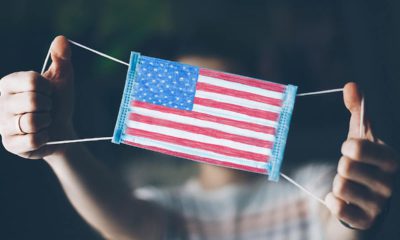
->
[135,164,335,240]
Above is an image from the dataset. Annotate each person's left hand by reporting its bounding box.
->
[325,82,399,230]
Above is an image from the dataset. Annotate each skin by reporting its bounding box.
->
[0,36,398,239]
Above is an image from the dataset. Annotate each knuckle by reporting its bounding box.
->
[367,202,381,219]
[352,140,365,160]
[332,200,346,218]
[378,181,393,198]
[333,177,347,198]
[358,215,373,230]
[338,157,353,177]
[26,114,38,132]
[26,71,39,90]
[27,93,39,111]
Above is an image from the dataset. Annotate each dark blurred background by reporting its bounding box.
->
[0,0,399,239]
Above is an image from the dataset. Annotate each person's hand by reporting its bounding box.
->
[0,36,75,159]
[325,82,399,230]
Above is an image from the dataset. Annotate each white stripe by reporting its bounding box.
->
[126,121,272,156]
[123,135,268,170]
[193,104,278,127]
[130,107,276,141]
[198,75,283,100]
[196,90,281,113]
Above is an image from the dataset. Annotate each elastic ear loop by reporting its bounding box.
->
[41,40,357,206]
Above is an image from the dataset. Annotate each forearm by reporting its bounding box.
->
[44,143,165,240]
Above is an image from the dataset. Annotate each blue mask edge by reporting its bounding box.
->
[112,52,141,144]
[267,84,297,181]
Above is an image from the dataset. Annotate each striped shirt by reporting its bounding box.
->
[135,164,336,240]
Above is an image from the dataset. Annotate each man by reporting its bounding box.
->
[0,36,398,239]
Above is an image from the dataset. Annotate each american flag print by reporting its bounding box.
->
[113,52,297,181]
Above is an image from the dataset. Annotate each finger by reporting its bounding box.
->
[0,112,51,136]
[5,92,52,114]
[2,130,49,153]
[337,156,393,198]
[17,113,52,135]
[44,35,73,81]
[325,192,373,230]
[343,82,363,138]
[0,71,51,95]
[332,175,384,219]
[342,139,399,173]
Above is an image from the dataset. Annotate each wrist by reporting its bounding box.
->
[43,124,77,163]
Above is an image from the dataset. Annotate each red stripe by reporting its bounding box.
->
[123,140,268,174]
[196,82,282,107]
[132,101,276,135]
[199,68,285,93]
[129,114,273,148]
[194,98,279,121]
[125,128,269,162]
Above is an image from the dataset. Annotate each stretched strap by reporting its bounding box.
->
[40,40,356,207]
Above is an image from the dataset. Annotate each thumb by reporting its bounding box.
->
[343,82,372,139]
[42,36,75,127]
[44,35,73,82]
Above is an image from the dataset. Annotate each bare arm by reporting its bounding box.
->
[0,36,167,240]
[45,139,167,240]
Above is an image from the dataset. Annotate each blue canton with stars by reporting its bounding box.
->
[134,56,199,111]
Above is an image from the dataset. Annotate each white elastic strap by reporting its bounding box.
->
[280,172,326,206]
[43,40,128,145]
[46,137,112,145]
[41,49,51,74]
[360,97,365,138]
[68,40,130,66]
[296,88,343,97]
[41,40,342,148]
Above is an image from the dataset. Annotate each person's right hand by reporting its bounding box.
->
[0,36,75,159]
